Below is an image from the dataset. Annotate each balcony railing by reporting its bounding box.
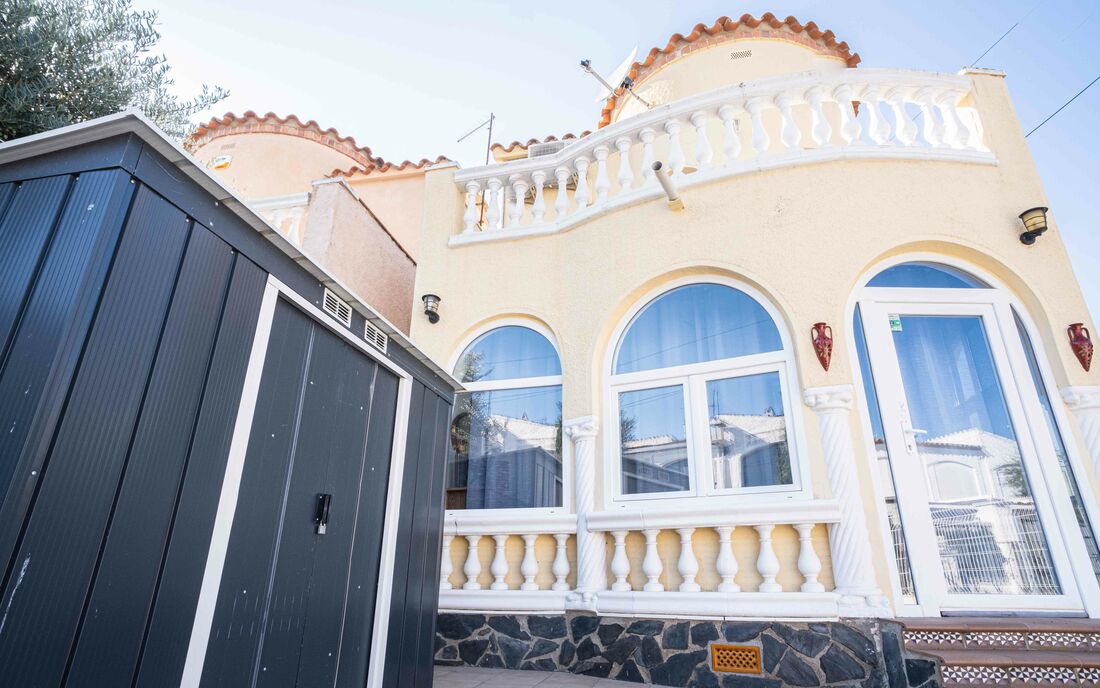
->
[438,501,842,618]
[250,192,310,245]
[451,68,995,245]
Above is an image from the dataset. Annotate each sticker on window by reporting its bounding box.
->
[889,314,903,332]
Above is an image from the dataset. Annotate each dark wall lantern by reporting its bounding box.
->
[1019,207,1049,245]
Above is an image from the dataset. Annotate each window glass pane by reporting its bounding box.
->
[1014,310,1100,581]
[867,262,988,289]
[455,326,561,383]
[447,386,562,509]
[707,372,792,489]
[615,284,782,374]
[619,385,689,494]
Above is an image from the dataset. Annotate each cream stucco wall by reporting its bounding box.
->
[346,172,429,260]
[413,70,1100,607]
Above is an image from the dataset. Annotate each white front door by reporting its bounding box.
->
[860,290,1084,615]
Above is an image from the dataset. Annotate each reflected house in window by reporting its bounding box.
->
[709,410,791,489]
[621,434,689,494]
[461,412,562,510]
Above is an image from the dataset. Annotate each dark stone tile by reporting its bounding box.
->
[616,659,646,683]
[640,635,663,668]
[693,665,721,688]
[488,615,531,641]
[650,649,708,686]
[598,622,625,647]
[627,619,665,636]
[559,639,576,666]
[881,629,905,688]
[576,637,598,661]
[761,634,785,673]
[832,623,876,665]
[522,658,558,672]
[808,623,830,634]
[722,622,768,643]
[476,627,491,637]
[905,658,936,687]
[773,624,829,658]
[440,645,457,660]
[458,638,489,665]
[691,622,720,647]
[575,658,613,677]
[570,614,599,641]
[528,615,567,639]
[477,653,504,669]
[499,636,528,669]
[437,613,486,640]
[525,638,559,660]
[721,675,783,688]
[603,635,641,664]
[821,645,866,682]
[664,622,689,650]
[776,652,819,687]
[435,634,445,653]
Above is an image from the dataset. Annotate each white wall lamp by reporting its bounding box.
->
[1018,206,1049,245]
[652,162,684,211]
[421,293,441,323]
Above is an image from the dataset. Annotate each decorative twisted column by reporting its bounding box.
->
[564,416,606,605]
[1062,386,1100,490]
[804,385,889,617]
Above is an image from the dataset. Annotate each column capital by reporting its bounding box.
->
[803,384,855,413]
[1062,386,1100,412]
[564,416,598,440]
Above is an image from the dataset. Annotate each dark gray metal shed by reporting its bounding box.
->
[0,111,458,688]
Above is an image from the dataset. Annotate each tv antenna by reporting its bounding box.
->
[457,113,495,166]
[580,53,651,109]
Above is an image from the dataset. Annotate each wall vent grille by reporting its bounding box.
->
[729,49,753,60]
[711,644,761,674]
[364,321,388,353]
[322,288,353,328]
[528,141,569,159]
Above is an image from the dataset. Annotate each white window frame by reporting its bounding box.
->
[445,318,570,518]
[603,276,812,509]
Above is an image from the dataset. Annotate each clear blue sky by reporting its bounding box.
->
[141,0,1100,320]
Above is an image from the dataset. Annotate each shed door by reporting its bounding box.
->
[201,298,399,688]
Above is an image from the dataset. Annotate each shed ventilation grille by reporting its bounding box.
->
[711,644,761,674]
[322,288,353,328]
[364,321,388,353]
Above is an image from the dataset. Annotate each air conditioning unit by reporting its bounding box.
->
[527,141,569,159]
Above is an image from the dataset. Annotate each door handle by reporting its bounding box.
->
[899,404,927,454]
[315,493,332,535]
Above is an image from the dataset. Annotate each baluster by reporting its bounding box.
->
[833,83,862,144]
[530,170,547,223]
[754,525,781,593]
[806,86,833,147]
[554,166,571,218]
[508,176,528,227]
[462,534,482,590]
[665,119,685,176]
[593,145,611,204]
[462,181,481,234]
[916,88,946,147]
[939,92,972,149]
[863,85,891,145]
[795,523,825,593]
[745,98,771,155]
[774,93,802,151]
[676,528,701,592]
[886,88,917,146]
[718,105,742,163]
[484,178,502,229]
[715,526,740,593]
[615,136,634,191]
[690,110,714,169]
[642,528,664,592]
[520,534,539,591]
[490,534,509,590]
[639,128,656,185]
[552,533,571,591]
[290,206,304,244]
[611,530,631,591]
[440,534,454,590]
[573,156,591,211]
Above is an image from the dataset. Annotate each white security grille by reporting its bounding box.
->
[322,289,353,328]
[364,321,388,353]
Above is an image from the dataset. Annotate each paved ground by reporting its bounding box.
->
[433,666,649,687]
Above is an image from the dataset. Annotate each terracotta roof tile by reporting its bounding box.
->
[491,131,592,154]
[328,156,451,178]
[598,12,860,128]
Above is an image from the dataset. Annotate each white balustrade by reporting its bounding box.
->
[255,192,309,244]
[453,68,993,242]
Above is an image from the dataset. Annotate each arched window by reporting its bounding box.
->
[610,282,799,500]
[447,325,563,511]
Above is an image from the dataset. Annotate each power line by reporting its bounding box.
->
[1026,73,1100,138]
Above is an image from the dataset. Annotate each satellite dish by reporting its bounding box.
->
[595,47,637,102]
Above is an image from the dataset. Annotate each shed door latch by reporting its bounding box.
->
[315,493,332,535]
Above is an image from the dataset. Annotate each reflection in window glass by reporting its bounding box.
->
[455,326,562,383]
[619,386,689,494]
[615,284,782,374]
[707,373,791,489]
[447,386,562,509]
[1014,311,1100,580]
[867,262,988,289]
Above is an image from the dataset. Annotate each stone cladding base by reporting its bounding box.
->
[434,612,942,688]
